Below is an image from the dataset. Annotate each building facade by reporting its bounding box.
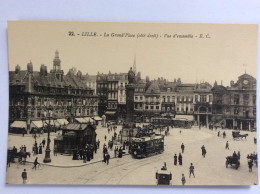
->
[211,73,256,130]
[9,51,99,132]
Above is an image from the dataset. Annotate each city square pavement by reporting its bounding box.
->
[6,125,258,185]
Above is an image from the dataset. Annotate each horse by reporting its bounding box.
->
[239,134,248,139]
[16,151,31,162]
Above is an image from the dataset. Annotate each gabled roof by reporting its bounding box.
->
[145,81,160,94]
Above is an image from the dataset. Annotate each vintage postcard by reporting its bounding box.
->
[6,21,258,185]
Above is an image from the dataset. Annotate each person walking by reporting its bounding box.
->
[42,138,46,148]
[189,163,195,178]
[174,154,177,165]
[248,160,253,172]
[22,169,27,184]
[39,144,42,154]
[201,145,206,158]
[225,141,229,150]
[178,153,183,165]
[104,135,107,141]
[106,153,110,165]
[181,174,186,185]
[32,157,39,170]
[181,143,185,154]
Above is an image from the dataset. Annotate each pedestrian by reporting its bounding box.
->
[42,138,46,148]
[178,153,183,165]
[22,130,25,137]
[39,144,42,154]
[180,130,182,134]
[106,153,110,165]
[223,131,226,139]
[174,154,177,165]
[32,157,39,170]
[254,137,257,144]
[181,143,185,153]
[225,141,229,150]
[189,163,195,178]
[22,169,27,184]
[104,135,107,141]
[181,174,186,185]
[201,145,206,158]
[217,131,220,137]
[248,160,253,172]
[54,146,58,156]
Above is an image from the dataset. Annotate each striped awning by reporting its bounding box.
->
[31,120,44,128]
[75,118,88,123]
[55,119,69,126]
[173,115,194,121]
[10,121,27,128]
[93,116,102,121]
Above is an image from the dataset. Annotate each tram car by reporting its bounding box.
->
[130,134,164,158]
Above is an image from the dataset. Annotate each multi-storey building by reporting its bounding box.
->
[96,73,108,116]
[96,72,128,120]
[212,73,256,130]
[81,74,97,94]
[175,84,196,115]
[143,81,161,116]
[134,80,146,118]
[193,82,213,127]
[9,50,99,133]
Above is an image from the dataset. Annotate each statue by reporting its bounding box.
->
[128,67,135,84]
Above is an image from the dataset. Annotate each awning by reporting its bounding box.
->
[65,123,87,131]
[75,118,88,123]
[105,111,116,115]
[93,116,102,121]
[83,117,94,123]
[10,121,27,128]
[173,115,194,121]
[31,121,43,128]
[43,120,55,126]
[55,119,69,126]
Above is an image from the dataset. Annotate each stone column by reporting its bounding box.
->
[249,122,251,131]
[240,122,242,130]
[206,115,209,128]
[197,114,200,126]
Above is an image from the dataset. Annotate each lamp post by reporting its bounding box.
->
[43,108,52,163]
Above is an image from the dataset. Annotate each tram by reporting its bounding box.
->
[129,134,164,158]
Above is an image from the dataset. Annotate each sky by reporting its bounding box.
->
[8,21,258,86]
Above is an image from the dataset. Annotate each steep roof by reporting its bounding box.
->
[145,81,160,94]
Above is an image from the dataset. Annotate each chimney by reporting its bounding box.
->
[15,64,21,74]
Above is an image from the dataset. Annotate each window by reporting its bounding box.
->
[253,108,256,116]
[234,94,239,105]
[200,95,206,102]
[209,95,212,103]
[140,96,143,100]
[234,108,239,115]
[151,106,154,110]
[195,95,198,102]
[163,96,166,102]
[253,95,256,105]
[135,96,138,100]
[172,96,175,102]
[156,106,159,110]
[167,96,170,102]
[145,106,148,110]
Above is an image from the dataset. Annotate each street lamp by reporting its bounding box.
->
[43,108,52,163]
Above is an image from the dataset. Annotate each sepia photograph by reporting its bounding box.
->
[6,21,258,185]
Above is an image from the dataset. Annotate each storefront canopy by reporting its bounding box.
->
[31,121,44,128]
[173,115,194,121]
[75,118,88,123]
[84,117,94,123]
[105,111,116,115]
[43,119,55,126]
[10,121,27,128]
[93,116,102,121]
[65,123,88,131]
[55,119,69,126]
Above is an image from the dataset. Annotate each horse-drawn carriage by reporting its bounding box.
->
[232,131,248,140]
[7,147,31,164]
[226,155,240,169]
